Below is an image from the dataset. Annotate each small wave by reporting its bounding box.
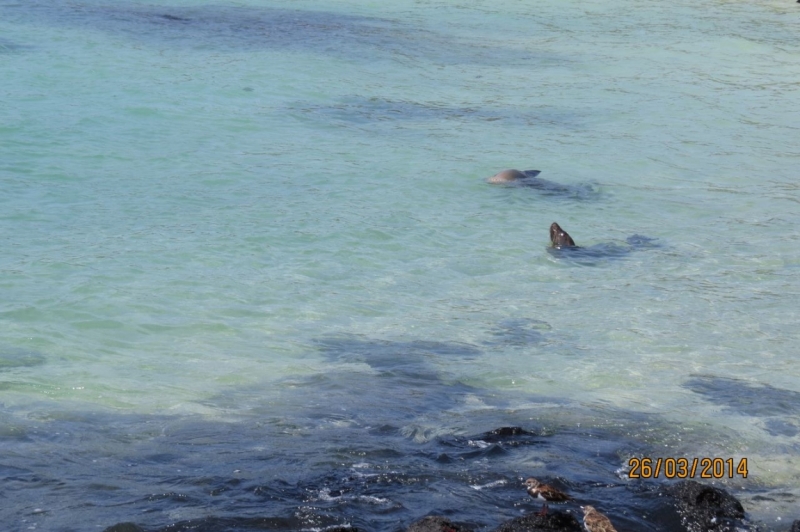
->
[470,479,507,490]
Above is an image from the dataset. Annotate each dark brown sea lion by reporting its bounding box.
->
[486,169,598,198]
[548,225,658,262]
[549,222,576,248]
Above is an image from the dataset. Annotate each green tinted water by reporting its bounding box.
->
[1,0,799,526]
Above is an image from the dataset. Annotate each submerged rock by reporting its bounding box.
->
[100,478,772,532]
[103,517,356,532]
[407,515,474,532]
[102,524,146,532]
[98,425,776,532]
[491,510,582,532]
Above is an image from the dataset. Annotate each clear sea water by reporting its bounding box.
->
[1,0,799,530]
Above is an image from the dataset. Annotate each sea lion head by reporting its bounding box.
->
[550,222,576,248]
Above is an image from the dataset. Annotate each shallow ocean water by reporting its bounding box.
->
[1,0,799,530]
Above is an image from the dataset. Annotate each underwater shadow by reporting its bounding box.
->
[684,375,800,436]
[302,335,489,428]
[547,234,660,266]
[7,2,565,65]
[0,348,47,370]
[0,38,32,53]
[3,333,783,532]
[290,96,582,131]
[482,318,552,347]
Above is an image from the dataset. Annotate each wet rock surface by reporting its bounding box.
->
[491,511,583,532]
[662,480,753,532]
[103,517,357,532]
[100,450,767,532]
[407,516,474,532]
[103,524,146,532]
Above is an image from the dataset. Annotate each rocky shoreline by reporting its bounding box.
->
[103,479,797,532]
[407,480,794,532]
[95,420,800,532]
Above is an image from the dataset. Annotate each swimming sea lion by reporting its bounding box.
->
[548,224,659,263]
[486,169,597,198]
[549,222,576,248]
[486,169,542,184]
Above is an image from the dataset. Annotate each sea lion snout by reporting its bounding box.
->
[550,222,576,248]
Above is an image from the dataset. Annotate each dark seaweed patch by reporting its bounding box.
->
[158,13,190,23]
[291,96,581,130]
[684,375,800,436]
[684,375,800,418]
[0,348,46,369]
[625,234,659,247]
[483,318,551,347]
[314,334,481,372]
[0,38,31,53]
[762,419,799,437]
[3,2,419,55]
[288,336,489,425]
[4,1,560,65]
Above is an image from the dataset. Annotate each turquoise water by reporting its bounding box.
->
[1,0,799,530]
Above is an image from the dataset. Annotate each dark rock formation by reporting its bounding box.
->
[484,427,536,438]
[664,480,747,532]
[100,478,773,532]
[407,515,474,532]
[490,510,582,532]
[103,524,146,532]
[103,517,357,532]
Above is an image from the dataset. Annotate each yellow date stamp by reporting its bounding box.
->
[627,457,748,479]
